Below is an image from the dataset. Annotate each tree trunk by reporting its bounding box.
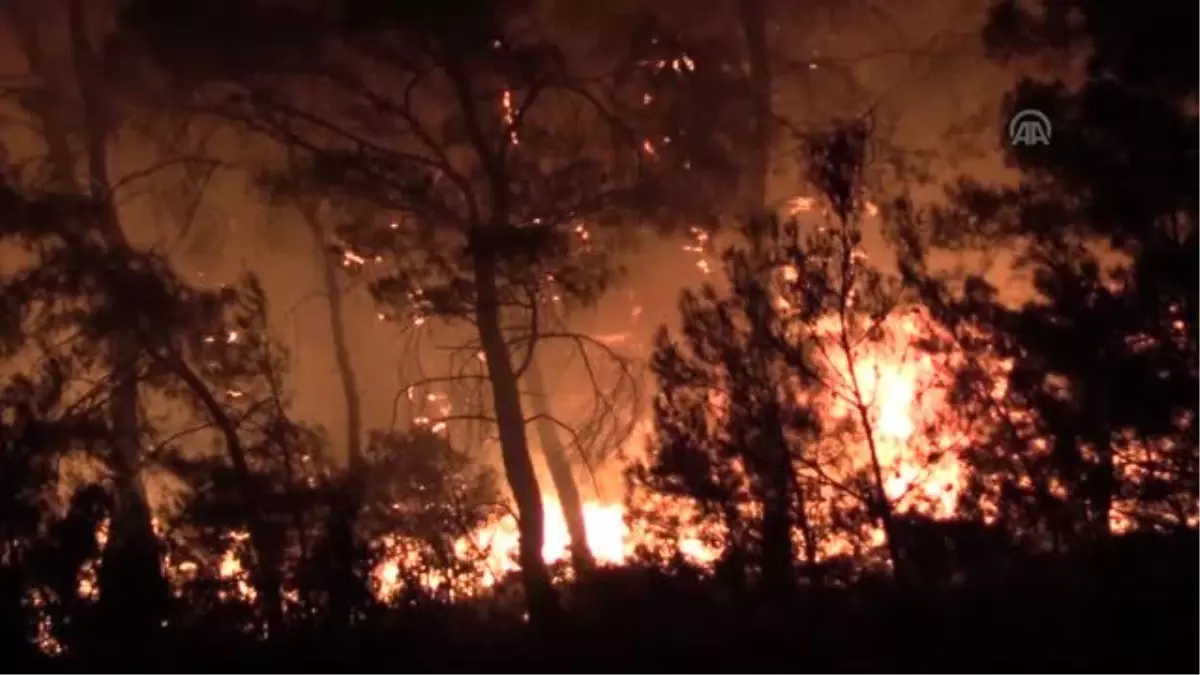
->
[758,403,795,599]
[525,359,595,574]
[298,203,366,476]
[446,41,559,624]
[744,272,794,599]
[167,356,284,635]
[297,201,367,628]
[857,400,909,583]
[738,0,773,213]
[472,244,559,625]
[61,0,170,630]
[96,366,170,621]
[11,0,168,625]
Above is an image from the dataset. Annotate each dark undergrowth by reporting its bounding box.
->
[16,531,1197,673]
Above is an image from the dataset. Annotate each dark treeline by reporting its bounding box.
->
[0,0,1195,671]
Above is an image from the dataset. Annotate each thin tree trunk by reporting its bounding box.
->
[296,200,367,628]
[828,200,908,583]
[473,244,559,625]
[166,356,284,634]
[759,402,796,599]
[838,255,907,581]
[842,309,907,582]
[310,213,365,477]
[856,400,908,582]
[525,359,595,574]
[743,254,795,599]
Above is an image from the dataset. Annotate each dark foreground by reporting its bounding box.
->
[15,532,1198,673]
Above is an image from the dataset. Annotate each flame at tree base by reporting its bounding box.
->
[372,309,974,600]
[372,497,681,599]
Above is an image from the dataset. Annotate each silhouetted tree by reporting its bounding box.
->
[0,163,347,646]
[898,0,1198,546]
[122,0,743,624]
[787,121,936,580]
[635,121,973,589]
[630,214,827,598]
[2,0,171,630]
[359,430,506,600]
[0,184,112,655]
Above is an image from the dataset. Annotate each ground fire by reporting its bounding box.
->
[2,0,1194,670]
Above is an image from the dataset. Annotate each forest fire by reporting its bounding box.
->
[810,310,969,519]
[189,289,1084,608]
[4,0,1195,668]
[372,499,630,598]
[366,304,973,600]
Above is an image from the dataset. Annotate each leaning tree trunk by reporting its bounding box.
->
[472,242,559,625]
[305,206,365,480]
[525,358,595,574]
[297,201,368,628]
[849,372,909,584]
[168,359,284,634]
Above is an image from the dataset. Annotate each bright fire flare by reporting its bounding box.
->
[812,311,967,518]
[368,307,971,599]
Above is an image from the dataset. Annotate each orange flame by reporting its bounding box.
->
[370,309,972,598]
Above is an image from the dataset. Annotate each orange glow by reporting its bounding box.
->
[368,307,976,599]
[372,495,717,599]
[811,310,967,518]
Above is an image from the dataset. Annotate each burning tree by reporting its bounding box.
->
[358,429,506,603]
[121,0,745,623]
[0,161,341,647]
[0,0,312,643]
[0,184,114,656]
[898,0,1198,548]
[630,214,825,597]
[631,121,975,589]
[1,0,345,631]
[2,0,172,630]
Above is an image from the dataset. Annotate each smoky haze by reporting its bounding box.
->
[1,0,1196,669]
[0,0,1016,483]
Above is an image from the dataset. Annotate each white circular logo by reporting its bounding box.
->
[1008,109,1052,146]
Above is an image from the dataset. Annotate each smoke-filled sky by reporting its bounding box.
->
[0,0,1022,491]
